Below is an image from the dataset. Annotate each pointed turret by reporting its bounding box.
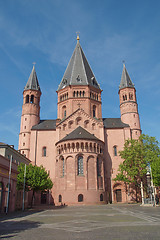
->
[24,65,41,92]
[57,37,101,91]
[119,64,134,90]
[119,64,141,139]
[18,66,41,158]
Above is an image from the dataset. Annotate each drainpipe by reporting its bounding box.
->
[34,130,38,166]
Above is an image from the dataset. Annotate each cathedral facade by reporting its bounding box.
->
[18,37,141,205]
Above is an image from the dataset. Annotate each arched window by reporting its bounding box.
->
[76,117,81,125]
[129,93,133,100]
[84,120,89,128]
[100,194,103,201]
[42,147,47,157]
[68,120,73,129]
[113,146,117,156]
[83,91,85,97]
[78,194,83,202]
[62,106,66,118]
[73,91,76,97]
[30,95,34,103]
[93,105,96,118]
[78,156,83,175]
[26,95,29,103]
[59,194,62,203]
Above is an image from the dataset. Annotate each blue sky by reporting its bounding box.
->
[0,0,160,149]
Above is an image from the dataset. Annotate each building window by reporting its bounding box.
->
[76,117,81,125]
[100,194,103,201]
[93,105,96,117]
[23,143,25,146]
[78,194,83,202]
[59,194,62,203]
[129,93,133,100]
[30,95,34,103]
[123,95,127,101]
[113,146,117,156]
[68,120,73,129]
[26,95,29,103]
[78,156,83,175]
[84,120,89,128]
[62,106,66,118]
[42,147,47,157]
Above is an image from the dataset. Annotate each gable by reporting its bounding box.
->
[56,108,104,142]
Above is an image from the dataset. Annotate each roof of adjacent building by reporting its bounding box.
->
[119,64,134,90]
[24,65,41,91]
[32,120,57,130]
[103,118,129,128]
[56,126,101,144]
[57,38,101,91]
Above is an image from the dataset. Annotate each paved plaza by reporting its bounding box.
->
[0,204,160,239]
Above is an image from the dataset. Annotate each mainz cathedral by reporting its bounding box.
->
[18,35,141,205]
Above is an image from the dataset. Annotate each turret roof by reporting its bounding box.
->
[24,66,41,91]
[119,64,134,90]
[57,38,101,91]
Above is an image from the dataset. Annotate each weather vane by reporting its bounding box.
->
[122,60,125,67]
[33,62,36,67]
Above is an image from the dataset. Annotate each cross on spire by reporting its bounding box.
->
[76,31,80,42]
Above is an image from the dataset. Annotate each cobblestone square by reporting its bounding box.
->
[1,204,160,240]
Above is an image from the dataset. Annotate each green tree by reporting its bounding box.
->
[114,134,160,202]
[17,164,53,207]
[140,134,160,186]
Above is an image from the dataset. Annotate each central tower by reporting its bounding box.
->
[57,36,102,120]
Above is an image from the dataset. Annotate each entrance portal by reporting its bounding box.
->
[115,189,122,202]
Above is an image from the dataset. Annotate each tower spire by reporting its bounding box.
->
[119,64,134,90]
[24,65,41,92]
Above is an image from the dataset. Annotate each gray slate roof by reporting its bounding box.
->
[103,118,129,129]
[32,120,56,130]
[24,66,41,91]
[57,126,101,144]
[31,118,129,131]
[119,64,134,90]
[57,40,101,91]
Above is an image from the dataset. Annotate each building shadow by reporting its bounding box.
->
[0,219,40,239]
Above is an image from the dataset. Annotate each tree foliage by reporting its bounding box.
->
[114,134,160,195]
[17,164,53,206]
